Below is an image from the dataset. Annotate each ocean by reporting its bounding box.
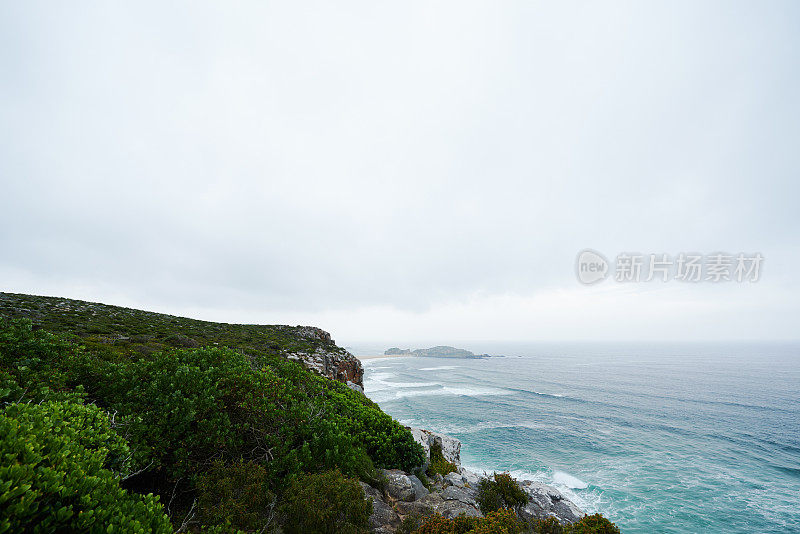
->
[354,343,800,533]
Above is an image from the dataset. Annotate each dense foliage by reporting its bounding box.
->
[197,460,276,531]
[476,472,529,515]
[279,469,372,534]
[0,303,424,532]
[0,396,172,533]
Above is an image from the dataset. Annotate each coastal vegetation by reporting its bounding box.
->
[427,443,459,477]
[0,293,618,533]
[476,473,530,515]
[0,293,423,532]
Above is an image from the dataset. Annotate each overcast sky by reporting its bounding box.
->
[2,2,799,344]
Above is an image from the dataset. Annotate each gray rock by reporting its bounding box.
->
[517,480,584,524]
[444,472,466,488]
[382,469,416,502]
[458,466,481,488]
[440,485,477,506]
[394,493,441,517]
[396,491,480,520]
[435,498,481,519]
[286,343,364,387]
[408,474,430,500]
[360,482,400,533]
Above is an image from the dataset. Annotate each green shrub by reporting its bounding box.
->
[476,472,529,515]
[198,460,276,532]
[398,513,425,534]
[528,516,565,533]
[0,318,72,397]
[279,469,371,534]
[565,514,620,534]
[315,376,425,472]
[412,510,618,534]
[414,467,433,491]
[470,509,524,533]
[0,398,171,533]
[427,443,458,477]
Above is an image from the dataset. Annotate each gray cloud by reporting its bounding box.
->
[1,2,799,340]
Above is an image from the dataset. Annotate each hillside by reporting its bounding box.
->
[0,292,364,388]
[0,293,616,533]
[0,292,423,532]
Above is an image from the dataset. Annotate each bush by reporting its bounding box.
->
[414,509,521,534]
[0,398,171,533]
[565,514,620,534]
[198,460,276,532]
[316,377,425,472]
[470,509,524,534]
[427,443,458,477]
[398,513,425,534]
[528,516,565,533]
[0,318,72,397]
[279,469,371,534]
[476,472,529,515]
[414,514,479,534]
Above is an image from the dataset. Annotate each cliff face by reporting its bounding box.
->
[285,327,364,388]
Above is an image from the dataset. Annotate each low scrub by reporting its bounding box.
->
[412,510,620,534]
[476,472,529,515]
[427,443,458,477]
[279,469,372,534]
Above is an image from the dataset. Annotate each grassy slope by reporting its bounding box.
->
[0,292,344,365]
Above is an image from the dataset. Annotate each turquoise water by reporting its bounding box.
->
[357,343,800,533]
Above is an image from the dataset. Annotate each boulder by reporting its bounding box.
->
[458,466,481,488]
[360,482,400,533]
[517,480,584,525]
[395,491,481,521]
[382,469,416,502]
[408,474,429,500]
[440,485,477,506]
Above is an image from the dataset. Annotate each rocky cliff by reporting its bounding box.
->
[361,426,584,532]
[285,329,364,389]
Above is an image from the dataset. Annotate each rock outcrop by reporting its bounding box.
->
[409,427,461,466]
[286,341,364,388]
[518,480,584,524]
[361,429,585,532]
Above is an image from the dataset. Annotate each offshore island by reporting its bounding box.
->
[384,346,494,359]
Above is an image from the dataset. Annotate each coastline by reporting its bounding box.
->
[355,354,587,529]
